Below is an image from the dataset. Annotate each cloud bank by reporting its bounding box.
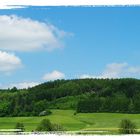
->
[0,15,69,74]
[43,70,65,81]
[0,51,22,73]
[0,82,39,89]
[0,70,65,89]
[80,63,140,79]
[0,15,67,52]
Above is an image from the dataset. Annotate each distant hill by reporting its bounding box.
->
[0,78,140,116]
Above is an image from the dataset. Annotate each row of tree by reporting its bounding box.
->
[0,78,140,116]
[77,93,140,113]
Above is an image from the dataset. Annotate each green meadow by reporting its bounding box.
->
[0,109,140,134]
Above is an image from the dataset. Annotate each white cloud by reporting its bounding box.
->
[0,15,68,52]
[80,63,140,79]
[79,74,96,79]
[0,51,22,73]
[127,66,140,74]
[0,70,65,89]
[0,82,39,89]
[9,82,39,89]
[43,70,65,81]
[101,63,128,78]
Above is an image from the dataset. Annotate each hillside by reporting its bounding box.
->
[0,78,140,116]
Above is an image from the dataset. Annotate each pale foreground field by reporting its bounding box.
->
[0,110,140,134]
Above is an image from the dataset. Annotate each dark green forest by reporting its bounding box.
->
[0,78,140,117]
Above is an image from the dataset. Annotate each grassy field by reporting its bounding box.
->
[0,109,140,133]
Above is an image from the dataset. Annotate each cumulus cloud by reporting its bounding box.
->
[0,82,39,89]
[0,51,22,73]
[79,74,96,79]
[9,82,39,89]
[80,63,140,79]
[101,63,128,78]
[43,70,65,81]
[0,15,68,52]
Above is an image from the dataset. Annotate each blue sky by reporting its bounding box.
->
[0,6,140,88]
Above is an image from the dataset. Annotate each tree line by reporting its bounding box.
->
[0,78,140,116]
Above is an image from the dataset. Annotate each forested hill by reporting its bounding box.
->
[1,78,140,116]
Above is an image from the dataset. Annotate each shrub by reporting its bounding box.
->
[73,112,77,115]
[15,122,25,132]
[36,119,64,132]
[36,119,53,131]
[10,87,18,92]
[119,119,136,134]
